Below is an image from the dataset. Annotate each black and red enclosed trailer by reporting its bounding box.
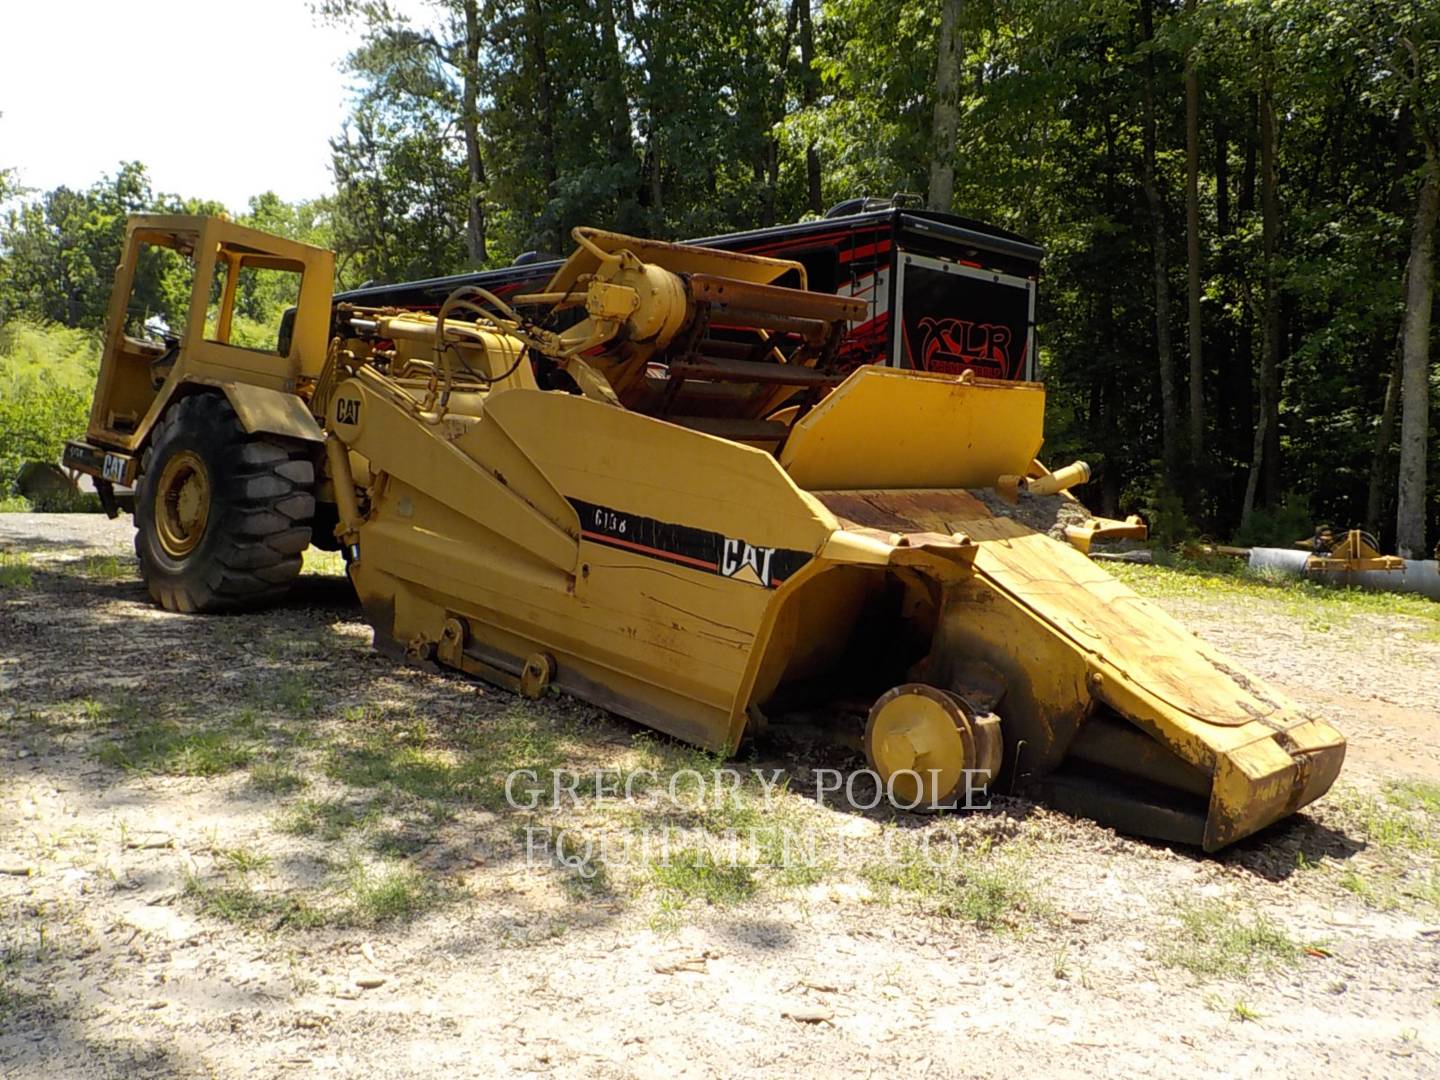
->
[325,203,1043,383]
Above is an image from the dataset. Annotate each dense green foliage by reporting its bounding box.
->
[315,0,1438,547]
[0,321,99,508]
[0,1,1436,548]
[0,170,335,506]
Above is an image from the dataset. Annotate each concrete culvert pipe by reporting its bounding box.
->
[1313,559,1440,601]
[1249,548,1440,601]
[1247,547,1312,577]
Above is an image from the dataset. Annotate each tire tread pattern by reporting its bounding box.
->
[135,393,315,613]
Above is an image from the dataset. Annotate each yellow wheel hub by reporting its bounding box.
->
[154,449,211,558]
[864,683,1003,810]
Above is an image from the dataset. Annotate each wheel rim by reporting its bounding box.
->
[866,685,969,808]
[154,450,211,558]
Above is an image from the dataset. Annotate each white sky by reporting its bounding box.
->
[0,0,367,212]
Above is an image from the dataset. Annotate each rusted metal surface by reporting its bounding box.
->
[668,358,846,388]
[813,489,994,533]
[687,274,868,324]
[706,305,831,344]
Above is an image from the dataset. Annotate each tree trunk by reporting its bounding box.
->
[1184,0,1203,470]
[1099,98,1122,519]
[1211,116,1234,525]
[1396,141,1439,558]
[1140,0,1179,486]
[642,10,665,223]
[597,0,630,161]
[1242,53,1281,526]
[926,0,962,212]
[596,0,636,228]
[1367,346,1404,534]
[1221,100,1257,527]
[1215,116,1229,238]
[797,1,823,215]
[525,0,559,251]
[646,135,662,219]
[762,1,802,227]
[461,0,487,265]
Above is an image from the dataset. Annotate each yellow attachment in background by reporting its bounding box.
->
[1026,460,1091,496]
[1063,514,1149,555]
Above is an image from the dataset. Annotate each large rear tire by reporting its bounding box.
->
[135,393,315,613]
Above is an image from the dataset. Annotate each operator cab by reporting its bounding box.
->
[63,215,334,507]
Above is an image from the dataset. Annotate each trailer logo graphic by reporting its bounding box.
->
[917,316,1013,378]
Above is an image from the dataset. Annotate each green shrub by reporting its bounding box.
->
[1124,476,1196,549]
[1231,494,1314,549]
[0,320,100,505]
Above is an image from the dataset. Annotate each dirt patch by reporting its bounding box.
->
[2,515,1438,1079]
[1146,588,1440,783]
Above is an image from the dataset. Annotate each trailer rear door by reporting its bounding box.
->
[891,250,1037,382]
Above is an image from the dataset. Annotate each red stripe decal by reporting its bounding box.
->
[580,530,719,571]
[839,240,893,264]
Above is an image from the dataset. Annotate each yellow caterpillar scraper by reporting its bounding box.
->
[68,216,1344,851]
[319,228,1343,851]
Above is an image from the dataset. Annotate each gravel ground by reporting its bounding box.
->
[2,514,1438,1079]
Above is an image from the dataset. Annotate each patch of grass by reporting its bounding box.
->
[1052,942,1070,980]
[1339,869,1386,906]
[277,796,376,840]
[97,721,254,776]
[0,977,46,1022]
[1335,786,1440,856]
[183,870,326,929]
[0,551,33,588]
[1207,993,1263,1021]
[650,848,758,907]
[614,758,830,894]
[341,858,440,925]
[76,554,127,579]
[187,843,443,930]
[710,796,829,889]
[498,919,571,949]
[465,708,564,793]
[1386,780,1440,816]
[863,842,1040,931]
[1409,873,1440,909]
[326,742,466,799]
[1230,999,1262,1022]
[268,674,315,717]
[1159,900,1302,979]
[369,823,439,857]
[327,707,564,811]
[340,704,374,725]
[219,847,272,874]
[248,761,309,795]
[561,856,614,902]
[1108,555,1440,628]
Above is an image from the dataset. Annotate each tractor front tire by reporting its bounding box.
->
[135,394,315,613]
